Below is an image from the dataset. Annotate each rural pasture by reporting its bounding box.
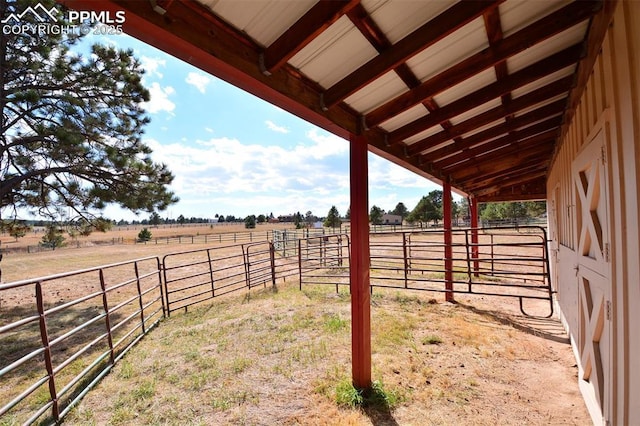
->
[0,225,590,425]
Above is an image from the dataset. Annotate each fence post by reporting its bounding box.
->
[464,229,472,293]
[99,269,115,364]
[243,245,250,288]
[134,262,146,334]
[490,234,495,276]
[298,238,303,290]
[402,232,409,289]
[207,249,215,297]
[470,197,480,277]
[270,242,276,287]
[443,181,454,302]
[35,282,60,422]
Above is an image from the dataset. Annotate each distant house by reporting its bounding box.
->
[381,214,402,225]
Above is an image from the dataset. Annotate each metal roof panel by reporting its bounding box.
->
[406,16,489,82]
[202,0,316,47]
[288,15,378,89]
[363,0,457,44]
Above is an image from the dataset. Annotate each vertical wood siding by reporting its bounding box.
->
[547,2,640,424]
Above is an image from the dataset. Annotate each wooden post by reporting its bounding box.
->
[470,197,480,277]
[349,133,371,390]
[443,181,454,302]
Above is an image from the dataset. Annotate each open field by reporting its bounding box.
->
[0,227,591,425]
[0,222,291,250]
[0,223,291,284]
[62,284,589,425]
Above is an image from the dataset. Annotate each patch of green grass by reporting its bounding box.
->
[334,379,405,409]
[372,310,417,348]
[0,414,18,426]
[422,335,443,345]
[118,359,134,379]
[290,340,329,365]
[335,379,364,408]
[132,379,156,401]
[393,292,422,305]
[231,357,252,374]
[323,313,348,333]
[110,405,136,425]
[210,389,259,411]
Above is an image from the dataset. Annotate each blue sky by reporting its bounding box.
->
[85,32,443,221]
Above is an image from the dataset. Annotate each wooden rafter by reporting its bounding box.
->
[322,0,502,109]
[452,144,553,182]
[411,78,571,160]
[58,0,613,202]
[261,0,359,74]
[365,1,601,130]
[390,43,582,147]
[435,119,562,171]
[444,131,556,175]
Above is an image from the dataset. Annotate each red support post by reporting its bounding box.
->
[349,133,372,390]
[470,197,480,277]
[443,181,454,302]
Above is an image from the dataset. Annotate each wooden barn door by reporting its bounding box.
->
[572,127,612,423]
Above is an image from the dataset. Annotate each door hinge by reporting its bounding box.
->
[601,146,607,165]
[606,300,612,320]
[604,243,610,262]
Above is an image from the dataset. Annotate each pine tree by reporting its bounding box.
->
[0,0,178,227]
[324,205,341,228]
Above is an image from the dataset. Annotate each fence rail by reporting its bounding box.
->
[0,257,163,425]
[299,226,553,316]
[0,225,551,424]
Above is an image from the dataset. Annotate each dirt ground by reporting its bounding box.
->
[0,233,592,425]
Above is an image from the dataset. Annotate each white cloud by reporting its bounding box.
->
[185,72,211,94]
[146,134,349,203]
[304,128,349,159]
[143,82,176,114]
[205,127,214,133]
[368,155,431,189]
[265,120,289,134]
[140,56,166,79]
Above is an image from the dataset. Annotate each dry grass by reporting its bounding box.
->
[57,283,590,426]
[1,228,588,425]
[0,223,288,284]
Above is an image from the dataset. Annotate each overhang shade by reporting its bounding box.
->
[60,0,611,201]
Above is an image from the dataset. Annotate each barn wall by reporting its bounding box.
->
[547,2,640,424]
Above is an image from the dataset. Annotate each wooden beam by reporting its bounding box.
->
[555,0,617,161]
[484,7,511,105]
[396,76,572,148]
[388,43,583,144]
[472,171,548,197]
[435,120,560,171]
[416,100,565,160]
[261,0,359,74]
[322,0,502,109]
[466,162,547,188]
[444,129,556,171]
[451,144,552,182]
[349,133,371,390]
[59,0,360,139]
[347,3,461,148]
[464,161,547,189]
[364,1,601,128]
[476,177,547,202]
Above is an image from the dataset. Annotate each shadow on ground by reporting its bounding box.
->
[455,301,570,344]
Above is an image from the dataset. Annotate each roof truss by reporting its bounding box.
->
[59,0,616,201]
